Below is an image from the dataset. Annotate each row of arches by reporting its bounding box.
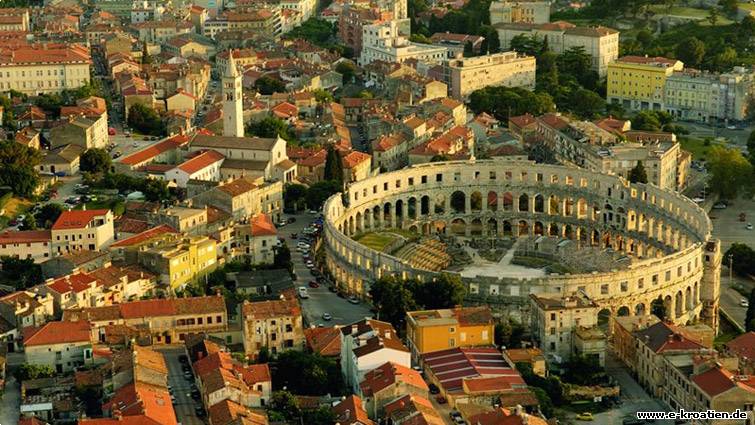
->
[598,283,701,330]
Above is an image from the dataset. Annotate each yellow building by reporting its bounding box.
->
[406,306,495,363]
[607,56,683,112]
[0,44,91,95]
[137,235,218,289]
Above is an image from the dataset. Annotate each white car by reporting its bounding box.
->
[741,299,750,308]
[692,197,705,203]
[747,223,753,230]
[306,261,315,268]
[298,286,309,299]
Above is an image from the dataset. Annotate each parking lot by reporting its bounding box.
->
[157,346,205,425]
[276,212,372,326]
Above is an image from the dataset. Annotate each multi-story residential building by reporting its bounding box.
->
[489,0,551,25]
[63,295,228,344]
[688,365,755,424]
[0,8,30,31]
[241,295,305,358]
[359,362,428,417]
[130,0,164,23]
[42,272,102,315]
[664,66,755,123]
[496,21,618,76]
[338,5,393,55]
[607,56,684,112]
[536,113,688,191]
[530,293,604,365]
[232,213,278,265]
[202,9,281,39]
[50,115,109,150]
[151,206,208,235]
[193,350,272,409]
[0,230,52,263]
[131,19,194,43]
[430,33,485,57]
[136,235,218,289]
[191,176,283,222]
[289,147,372,184]
[360,19,448,66]
[723,332,755,374]
[23,321,93,373]
[0,44,91,95]
[60,96,109,144]
[280,0,317,22]
[341,319,411,393]
[51,209,115,255]
[405,306,495,363]
[442,51,535,99]
[0,290,54,350]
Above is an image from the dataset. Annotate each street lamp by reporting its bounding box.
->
[728,253,733,287]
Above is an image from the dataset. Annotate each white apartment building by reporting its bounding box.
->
[489,1,551,25]
[665,66,755,123]
[0,230,52,263]
[443,51,536,99]
[360,19,448,66]
[130,0,165,23]
[0,44,91,95]
[496,21,619,76]
[280,0,317,22]
[24,321,93,374]
[51,209,115,254]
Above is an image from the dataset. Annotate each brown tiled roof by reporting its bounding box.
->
[242,296,301,320]
[304,326,341,357]
[635,321,706,354]
[217,176,258,197]
[725,331,755,361]
[332,395,373,425]
[360,361,427,396]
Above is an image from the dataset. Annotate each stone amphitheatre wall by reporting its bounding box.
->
[323,159,721,328]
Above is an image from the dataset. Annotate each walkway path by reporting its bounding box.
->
[458,239,545,279]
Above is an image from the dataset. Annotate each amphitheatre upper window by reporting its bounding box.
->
[536,173,543,182]
[408,178,414,186]
[436,173,443,182]
[490,171,496,180]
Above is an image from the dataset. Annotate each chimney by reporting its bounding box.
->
[384,331,391,339]
[351,324,358,335]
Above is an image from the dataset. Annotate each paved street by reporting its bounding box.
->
[157,347,204,425]
[678,122,753,148]
[0,372,20,425]
[276,212,373,327]
[591,352,674,425]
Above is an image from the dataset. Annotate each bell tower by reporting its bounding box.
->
[222,50,244,138]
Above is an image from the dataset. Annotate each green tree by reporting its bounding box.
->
[270,391,300,419]
[304,406,337,425]
[628,161,648,184]
[323,145,344,185]
[284,18,335,46]
[141,43,152,64]
[246,117,294,142]
[509,33,545,57]
[675,37,706,68]
[36,203,64,228]
[568,88,605,119]
[127,104,164,136]
[273,244,292,272]
[468,86,554,121]
[273,351,343,395]
[80,148,113,174]
[19,214,37,230]
[0,141,41,197]
[558,46,598,89]
[530,387,554,417]
[723,243,755,277]
[369,276,419,330]
[284,183,308,210]
[0,256,44,290]
[747,130,755,166]
[706,145,753,199]
[430,154,450,162]
[15,364,55,381]
[708,7,719,26]
[636,29,653,46]
[305,180,342,209]
[335,61,357,85]
[312,89,333,103]
[746,288,755,332]
[563,355,605,385]
[254,76,286,95]
[410,274,466,309]
[494,319,525,348]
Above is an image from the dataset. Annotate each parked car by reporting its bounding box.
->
[348,295,360,304]
[321,313,332,321]
[741,299,750,307]
[298,286,309,299]
[428,383,440,395]
[308,280,319,288]
[747,223,753,230]
[713,202,727,209]
[576,413,594,421]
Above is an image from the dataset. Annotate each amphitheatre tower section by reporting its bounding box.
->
[322,158,721,330]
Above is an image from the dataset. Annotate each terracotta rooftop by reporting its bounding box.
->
[63,295,226,322]
[384,394,443,425]
[304,326,341,357]
[691,366,754,397]
[24,320,91,346]
[217,176,258,197]
[176,149,224,174]
[332,395,373,425]
[119,135,189,166]
[724,331,755,362]
[422,347,521,394]
[635,321,706,354]
[47,272,98,294]
[242,296,301,320]
[110,224,177,247]
[0,229,51,244]
[250,213,277,236]
[52,209,109,230]
[360,361,428,397]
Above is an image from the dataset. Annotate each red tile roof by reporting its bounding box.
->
[422,347,518,394]
[110,224,177,247]
[341,150,370,169]
[119,135,188,166]
[52,209,109,230]
[384,394,443,425]
[176,149,224,174]
[0,43,91,65]
[692,366,738,397]
[0,229,51,244]
[304,326,341,357]
[108,382,177,425]
[271,101,298,119]
[360,361,428,396]
[47,272,98,294]
[24,320,91,346]
[508,113,536,129]
[617,55,680,66]
[332,395,374,425]
[242,296,300,320]
[251,213,276,237]
[725,332,755,362]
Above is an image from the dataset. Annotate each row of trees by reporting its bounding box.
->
[409,0,501,55]
[723,244,755,331]
[368,274,466,332]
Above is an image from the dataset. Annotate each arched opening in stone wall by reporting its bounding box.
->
[534,194,544,213]
[577,198,587,218]
[548,223,559,236]
[433,221,446,234]
[470,191,483,212]
[591,229,600,245]
[663,295,673,320]
[518,194,529,212]
[518,220,529,236]
[565,198,574,216]
[635,302,646,316]
[503,192,513,211]
[435,194,446,214]
[421,196,430,216]
[383,203,392,226]
[617,306,630,317]
[487,218,497,236]
[488,191,498,212]
[395,199,404,224]
[675,290,684,318]
[685,286,693,310]
[408,197,417,220]
[355,212,362,232]
[503,220,513,237]
[534,221,544,236]
[470,218,483,236]
[451,191,466,214]
[451,218,466,236]
[598,308,612,330]
[564,224,574,239]
[549,195,560,215]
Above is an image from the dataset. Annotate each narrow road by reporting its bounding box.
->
[156,347,204,425]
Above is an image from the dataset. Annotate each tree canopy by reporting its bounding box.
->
[706,145,753,199]
[127,104,164,136]
[323,145,344,185]
[246,117,295,142]
[272,351,343,395]
[80,148,113,174]
[254,76,286,95]
[628,161,648,184]
[0,141,41,197]
[469,86,555,121]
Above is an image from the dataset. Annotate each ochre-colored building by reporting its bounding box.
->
[406,306,494,363]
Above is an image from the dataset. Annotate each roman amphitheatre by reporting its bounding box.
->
[322,159,722,329]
